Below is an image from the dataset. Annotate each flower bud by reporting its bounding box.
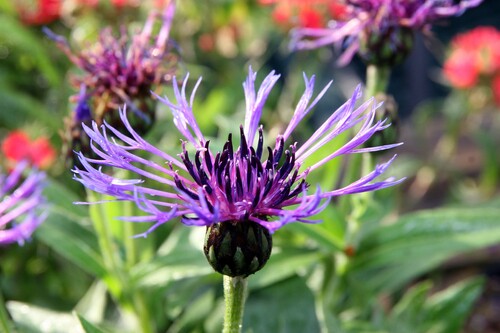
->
[204,221,272,277]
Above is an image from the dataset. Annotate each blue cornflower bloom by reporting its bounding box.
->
[73,68,403,236]
[0,162,46,246]
[291,0,483,66]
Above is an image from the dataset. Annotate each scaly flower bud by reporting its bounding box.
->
[204,221,272,277]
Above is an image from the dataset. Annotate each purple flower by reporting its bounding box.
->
[44,1,177,120]
[291,0,483,66]
[0,162,46,246]
[73,68,403,236]
[74,85,92,124]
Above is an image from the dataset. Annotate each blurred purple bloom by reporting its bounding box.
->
[73,68,403,236]
[291,0,482,65]
[44,1,177,116]
[75,85,92,123]
[0,162,46,246]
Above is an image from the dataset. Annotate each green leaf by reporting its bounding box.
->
[244,276,320,333]
[75,281,108,324]
[76,313,109,333]
[390,281,433,320]
[424,277,484,333]
[0,87,61,131]
[0,14,60,86]
[131,227,212,289]
[287,204,346,252]
[249,249,323,289]
[37,208,106,277]
[348,208,500,292]
[166,287,219,333]
[45,179,88,218]
[7,301,84,333]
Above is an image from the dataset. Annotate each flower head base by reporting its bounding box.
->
[291,0,482,66]
[0,162,46,246]
[73,68,403,275]
[204,221,272,277]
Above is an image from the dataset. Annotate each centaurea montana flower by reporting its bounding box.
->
[44,0,177,127]
[73,68,403,276]
[291,0,483,66]
[0,162,46,246]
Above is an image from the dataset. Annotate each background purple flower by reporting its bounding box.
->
[74,68,403,236]
[291,0,483,65]
[44,1,177,116]
[0,162,46,246]
[46,2,178,166]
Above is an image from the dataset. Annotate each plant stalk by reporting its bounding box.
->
[223,275,248,333]
[0,292,12,333]
[365,64,390,100]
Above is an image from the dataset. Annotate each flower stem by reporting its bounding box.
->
[223,275,248,333]
[365,64,390,100]
[87,191,154,333]
[0,292,12,333]
[340,64,392,253]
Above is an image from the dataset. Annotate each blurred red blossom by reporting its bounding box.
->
[444,26,500,92]
[17,0,61,25]
[493,75,500,106]
[1,131,56,170]
[259,0,347,29]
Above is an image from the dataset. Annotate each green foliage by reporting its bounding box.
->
[349,207,500,293]
[77,314,110,333]
[0,1,497,332]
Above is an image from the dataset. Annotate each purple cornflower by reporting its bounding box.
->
[0,162,46,246]
[63,85,94,167]
[73,68,403,237]
[44,1,177,121]
[291,0,483,66]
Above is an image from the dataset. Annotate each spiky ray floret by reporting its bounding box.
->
[73,68,403,235]
[0,162,46,245]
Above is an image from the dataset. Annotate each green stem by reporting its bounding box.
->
[223,275,248,333]
[0,292,12,333]
[87,191,154,333]
[365,64,390,100]
[340,64,391,249]
[132,293,154,333]
[122,200,137,268]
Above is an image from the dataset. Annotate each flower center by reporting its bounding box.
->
[175,126,308,221]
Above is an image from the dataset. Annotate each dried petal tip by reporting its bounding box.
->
[204,221,272,277]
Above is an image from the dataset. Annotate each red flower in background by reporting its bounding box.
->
[444,26,500,89]
[260,0,347,29]
[493,75,500,106]
[17,0,61,25]
[1,131,56,170]
[443,51,479,88]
